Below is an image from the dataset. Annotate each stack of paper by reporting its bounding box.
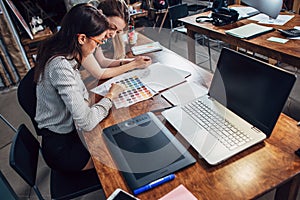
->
[225,23,274,39]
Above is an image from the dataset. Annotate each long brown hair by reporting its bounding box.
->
[34,3,109,82]
[97,0,129,24]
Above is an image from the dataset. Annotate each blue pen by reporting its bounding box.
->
[133,174,175,195]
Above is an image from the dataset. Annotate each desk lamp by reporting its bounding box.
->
[242,0,283,19]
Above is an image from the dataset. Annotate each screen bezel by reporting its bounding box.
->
[208,48,296,137]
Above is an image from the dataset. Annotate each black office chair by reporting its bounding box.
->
[9,123,103,200]
[16,69,104,199]
[168,3,189,49]
[167,3,213,70]
[17,68,40,135]
[9,124,44,200]
[0,170,19,200]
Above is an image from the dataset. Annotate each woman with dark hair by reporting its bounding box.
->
[82,0,152,79]
[34,3,124,171]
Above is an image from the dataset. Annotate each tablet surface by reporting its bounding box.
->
[103,112,196,191]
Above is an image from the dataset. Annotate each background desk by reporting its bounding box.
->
[180,8,300,68]
[83,34,300,200]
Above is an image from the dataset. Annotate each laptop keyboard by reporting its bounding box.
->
[182,100,252,150]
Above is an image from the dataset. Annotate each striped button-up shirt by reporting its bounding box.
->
[35,56,112,133]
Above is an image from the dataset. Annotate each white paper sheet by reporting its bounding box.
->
[90,62,190,96]
[249,14,294,26]
[161,82,208,106]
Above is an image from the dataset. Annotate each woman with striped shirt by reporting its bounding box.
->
[34,4,124,172]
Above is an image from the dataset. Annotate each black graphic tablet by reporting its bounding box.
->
[103,112,196,191]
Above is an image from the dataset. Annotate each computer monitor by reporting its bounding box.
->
[242,0,283,19]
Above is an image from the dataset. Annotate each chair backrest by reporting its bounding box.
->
[17,68,40,135]
[152,0,168,10]
[0,170,19,200]
[9,124,40,187]
[168,3,188,27]
[9,124,44,200]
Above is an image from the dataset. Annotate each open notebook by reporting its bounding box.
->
[225,23,274,39]
[162,47,296,165]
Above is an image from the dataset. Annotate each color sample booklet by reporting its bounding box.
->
[225,23,274,39]
[131,41,163,55]
[90,62,190,96]
[112,76,156,109]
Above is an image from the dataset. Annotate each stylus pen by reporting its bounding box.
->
[150,106,174,113]
[133,174,175,195]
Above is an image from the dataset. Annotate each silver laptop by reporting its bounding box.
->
[162,48,296,165]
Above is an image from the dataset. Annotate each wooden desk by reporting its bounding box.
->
[83,34,300,200]
[180,8,300,68]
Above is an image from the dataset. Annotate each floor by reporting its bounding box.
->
[0,20,299,200]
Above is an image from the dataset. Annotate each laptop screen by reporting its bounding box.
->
[208,48,296,137]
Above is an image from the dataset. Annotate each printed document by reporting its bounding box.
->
[249,14,294,26]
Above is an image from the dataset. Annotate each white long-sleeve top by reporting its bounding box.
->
[35,56,112,133]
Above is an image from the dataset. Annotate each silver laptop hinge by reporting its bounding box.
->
[251,126,261,133]
[208,96,215,101]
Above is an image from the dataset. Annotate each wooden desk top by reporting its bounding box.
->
[180,7,300,68]
[83,34,300,199]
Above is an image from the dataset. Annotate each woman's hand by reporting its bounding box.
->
[132,56,152,69]
[105,83,125,100]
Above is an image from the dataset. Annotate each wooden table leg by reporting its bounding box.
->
[153,15,159,29]
[158,10,168,33]
[187,28,196,63]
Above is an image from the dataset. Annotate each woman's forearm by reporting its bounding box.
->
[100,62,137,79]
[82,54,106,79]
[94,47,121,68]
[96,54,134,68]
[82,54,137,79]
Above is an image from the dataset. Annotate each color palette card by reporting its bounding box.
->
[112,76,156,109]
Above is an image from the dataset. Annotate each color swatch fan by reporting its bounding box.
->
[113,76,156,109]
